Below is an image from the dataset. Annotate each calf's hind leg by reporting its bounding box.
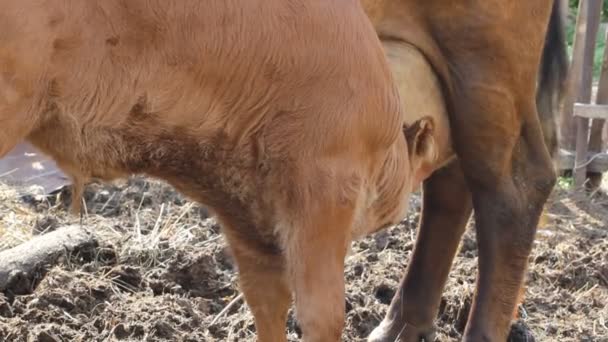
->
[368,160,473,342]
[283,183,356,342]
[221,224,292,342]
[220,171,356,342]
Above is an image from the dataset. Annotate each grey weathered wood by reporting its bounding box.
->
[574,0,603,187]
[561,0,602,151]
[0,225,98,295]
[586,27,608,190]
[574,113,591,186]
[573,103,608,119]
[558,149,608,173]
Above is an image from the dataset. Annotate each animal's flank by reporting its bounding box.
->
[361,1,561,341]
[0,0,448,341]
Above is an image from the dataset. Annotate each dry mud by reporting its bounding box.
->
[0,177,606,341]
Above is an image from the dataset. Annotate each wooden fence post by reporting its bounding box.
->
[587,25,608,189]
[573,0,602,187]
[561,0,588,152]
[561,0,601,152]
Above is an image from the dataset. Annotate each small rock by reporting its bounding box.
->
[353,264,364,277]
[154,320,176,339]
[33,216,60,235]
[198,206,210,219]
[545,324,558,335]
[345,296,354,313]
[110,265,142,290]
[373,230,390,250]
[459,236,477,256]
[113,323,130,339]
[35,330,60,342]
[508,321,535,342]
[366,254,379,262]
[96,190,111,203]
[374,283,395,305]
[0,294,13,318]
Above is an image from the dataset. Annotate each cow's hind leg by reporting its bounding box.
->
[451,89,556,341]
[368,160,473,342]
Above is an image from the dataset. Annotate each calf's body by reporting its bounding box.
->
[0,1,434,341]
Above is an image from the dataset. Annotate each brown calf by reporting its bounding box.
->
[0,1,439,341]
[364,0,568,341]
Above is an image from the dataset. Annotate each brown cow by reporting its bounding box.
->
[0,1,441,341]
[363,0,568,341]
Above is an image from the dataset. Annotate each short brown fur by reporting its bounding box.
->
[0,1,440,341]
[364,0,567,341]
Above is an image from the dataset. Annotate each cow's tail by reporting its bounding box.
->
[534,0,569,248]
[536,0,569,160]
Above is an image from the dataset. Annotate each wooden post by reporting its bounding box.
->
[604,119,608,150]
[573,0,603,187]
[587,24,608,190]
[561,0,601,151]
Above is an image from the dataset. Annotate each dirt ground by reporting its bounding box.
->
[0,175,607,342]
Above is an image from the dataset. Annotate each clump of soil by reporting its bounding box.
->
[0,177,607,341]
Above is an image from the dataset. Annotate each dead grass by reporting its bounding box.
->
[0,176,606,341]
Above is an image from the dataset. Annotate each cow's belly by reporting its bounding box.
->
[383,41,454,174]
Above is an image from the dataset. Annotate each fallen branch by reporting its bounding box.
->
[0,225,98,295]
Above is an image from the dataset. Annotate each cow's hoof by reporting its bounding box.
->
[368,319,436,342]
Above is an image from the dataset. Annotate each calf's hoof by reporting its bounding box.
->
[368,320,436,342]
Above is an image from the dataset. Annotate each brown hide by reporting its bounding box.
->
[0,1,439,341]
[362,1,566,342]
[383,41,453,184]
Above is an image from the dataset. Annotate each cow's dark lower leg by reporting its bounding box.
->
[368,160,473,342]
[464,154,555,340]
[452,97,556,341]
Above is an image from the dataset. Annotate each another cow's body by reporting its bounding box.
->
[363,0,568,341]
[0,1,438,341]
